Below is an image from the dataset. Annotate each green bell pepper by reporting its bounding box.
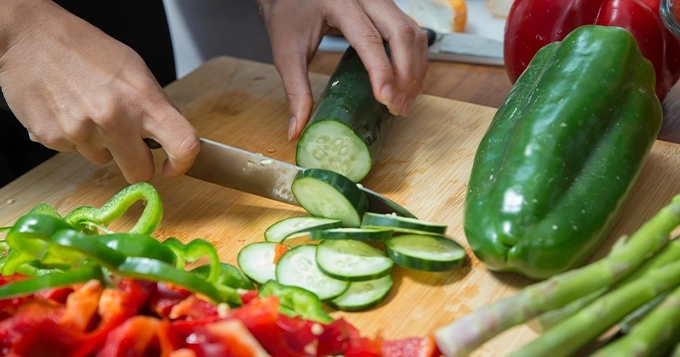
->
[258,279,333,323]
[464,25,663,280]
[64,182,162,234]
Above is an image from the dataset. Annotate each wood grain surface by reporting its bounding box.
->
[1,56,680,355]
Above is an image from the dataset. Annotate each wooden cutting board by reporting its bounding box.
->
[2,56,680,355]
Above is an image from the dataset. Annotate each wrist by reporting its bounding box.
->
[0,0,49,64]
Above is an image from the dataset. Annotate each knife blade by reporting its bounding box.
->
[181,138,416,218]
[424,28,504,67]
[318,28,504,67]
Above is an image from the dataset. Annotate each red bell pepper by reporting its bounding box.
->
[504,0,680,101]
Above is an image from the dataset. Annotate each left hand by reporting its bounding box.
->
[258,0,429,140]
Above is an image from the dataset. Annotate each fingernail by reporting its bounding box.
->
[380,84,394,106]
[393,93,406,116]
[288,117,296,141]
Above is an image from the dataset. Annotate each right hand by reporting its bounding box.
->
[0,0,200,183]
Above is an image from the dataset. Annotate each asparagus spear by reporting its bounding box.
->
[530,238,680,333]
[435,195,680,357]
[509,260,680,357]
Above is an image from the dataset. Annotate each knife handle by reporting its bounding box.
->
[144,138,162,149]
[423,27,437,47]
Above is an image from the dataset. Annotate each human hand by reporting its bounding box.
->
[258,0,429,140]
[0,0,200,183]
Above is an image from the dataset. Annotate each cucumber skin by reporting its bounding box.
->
[296,46,394,182]
[292,169,369,227]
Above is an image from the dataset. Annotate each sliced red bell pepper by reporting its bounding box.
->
[0,299,65,353]
[504,0,680,101]
[97,316,163,357]
[380,336,439,357]
[186,319,270,357]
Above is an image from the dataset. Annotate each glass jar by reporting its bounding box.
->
[661,0,680,38]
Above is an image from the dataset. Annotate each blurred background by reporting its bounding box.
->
[162,0,509,78]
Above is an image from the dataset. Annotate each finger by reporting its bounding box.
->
[143,106,200,179]
[273,49,315,141]
[327,2,396,109]
[106,135,155,183]
[28,131,76,153]
[267,23,316,141]
[74,142,114,166]
[360,0,429,116]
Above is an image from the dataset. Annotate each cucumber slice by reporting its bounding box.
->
[309,227,393,241]
[275,245,349,300]
[237,242,281,285]
[328,274,393,312]
[315,239,393,281]
[385,234,466,271]
[296,46,394,183]
[361,212,447,235]
[264,216,343,243]
[291,169,369,227]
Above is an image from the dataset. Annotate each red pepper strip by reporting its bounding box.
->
[380,336,439,357]
[59,279,103,332]
[228,296,304,357]
[149,282,193,317]
[344,337,383,357]
[273,244,289,264]
[190,319,273,357]
[0,298,65,353]
[64,182,163,235]
[504,0,680,101]
[11,319,99,357]
[96,316,162,357]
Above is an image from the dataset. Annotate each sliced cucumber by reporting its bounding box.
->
[275,244,349,300]
[291,169,368,227]
[361,212,447,235]
[328,274,393,312]
[237,242,282,285]
[264,216,343,243]
[309,227,393,241]
[296,46,394,183]
[316,239,393,281]
[385,234,466,271]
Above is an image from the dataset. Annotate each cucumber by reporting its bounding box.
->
[296,46,394,183]
[361,212,447,235]
[275,244,349,300]
[385,234,466,271]
[237,242,281,285]
[291,169,368,227]
[309,227,393,241]
[264,216,343,243]
[328,274,393,312]
[315,239,393,281]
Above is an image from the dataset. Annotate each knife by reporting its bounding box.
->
[161,138,417,218]
[318,28,504,67]
[423,27,504,67]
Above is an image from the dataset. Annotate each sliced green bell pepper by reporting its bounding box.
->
[48,229,241,305]
[0,267,102,299]
[258,279,333,323]
[64,182,162,234]
[465,25,663,279]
